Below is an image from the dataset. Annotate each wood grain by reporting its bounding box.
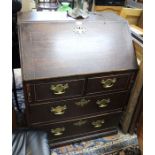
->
[94,6,122,15]
[32,111,122,142]
[121,39,143,133]
[29,91,128,124]
[18,12,138,146]
[18,12,138,81]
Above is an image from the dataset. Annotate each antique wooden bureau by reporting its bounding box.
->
[18,12,138,147]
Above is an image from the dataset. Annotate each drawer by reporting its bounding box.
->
[33,111,122,142]
[86,73,131,94]
[29,91,127,124]
[28,79,85,102]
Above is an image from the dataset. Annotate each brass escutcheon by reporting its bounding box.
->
[75,99,90,107]
[101,78,116,88]
[73,21,86,34]
[51,127,65,136]
[51,105,67,115]
[96,98,110,108]
[50,83,69,95]
[91,119,105,128]
[73,120,87,126]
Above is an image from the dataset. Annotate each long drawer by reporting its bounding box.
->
[32,111,122,142]
[29,91,128,124]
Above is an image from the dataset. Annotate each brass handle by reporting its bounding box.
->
[91,120,104,128]
[51,127,65,136]
[96,98,110,108]
[73,120,87,126]
[51,105,67,115]
[75,99,90,107]
[101,78,116,88]
[50,83,69,95]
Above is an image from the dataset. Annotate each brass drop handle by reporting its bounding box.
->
[73,120,87,126]
[50,83,69,95]
[96,98,110,108]
[75,99,90,107]
[51,127,65,136]
[91,120,104,128]
[51,105,67,115]
[101,78,116,88]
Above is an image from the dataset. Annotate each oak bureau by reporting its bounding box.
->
[18,12,138,147]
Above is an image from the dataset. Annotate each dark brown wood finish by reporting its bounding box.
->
[18,12,138,147]
[29,91,128,124]
[33,79,85,102]
[49,128,118,147]
[32,111,122,142]
[86,73,132,95]
[24,71,136,104]
[12,108,17,129]
[18,12,138,81]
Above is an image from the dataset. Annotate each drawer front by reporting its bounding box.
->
[86,73,131,94]
[33,111,122,141]
[29,91,127,124]
[29,79,85,102]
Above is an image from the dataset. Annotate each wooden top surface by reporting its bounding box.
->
[18,12,138,81]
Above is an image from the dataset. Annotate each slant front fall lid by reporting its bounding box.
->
[18,12,138,81]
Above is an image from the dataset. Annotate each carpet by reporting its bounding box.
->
[50,131,139,155]
[12,69,140,155]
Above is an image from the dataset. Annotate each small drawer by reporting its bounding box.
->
[33,111,122,142]
[29,91,128,124]
[28,79,85,102]
[86,73,131,94]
